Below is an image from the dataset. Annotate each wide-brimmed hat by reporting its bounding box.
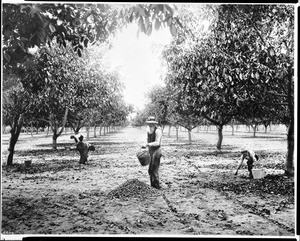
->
[145,116,158,124]
[241,145,251,153]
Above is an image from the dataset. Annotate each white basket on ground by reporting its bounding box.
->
[252,169,267,179]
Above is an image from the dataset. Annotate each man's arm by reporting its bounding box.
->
[70,135,79,143]
[147,128,162,147]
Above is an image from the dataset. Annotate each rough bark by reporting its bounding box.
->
[251,124,258,137]
[51,107,69,150]
[94,126,97,137]
[216,125,223,150]
[264,124,268,133]
[188,129,192,144]
[7,114,24,166]
[285,119,294,176]
[52,133,58,150]
[285,72,294,176]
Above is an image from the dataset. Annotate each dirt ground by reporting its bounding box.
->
[1,125,296,238]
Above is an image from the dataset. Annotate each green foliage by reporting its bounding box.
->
[3,3,182,71]
[3,3,120,68]
[131,111,148,127]
[213,4,294,123]
[2,80,30,128]
[163,4,294,125]
[145,85,171,126]
[161,4,294,151]
[120,4,181,38]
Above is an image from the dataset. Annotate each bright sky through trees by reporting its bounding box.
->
[106,23,172,111]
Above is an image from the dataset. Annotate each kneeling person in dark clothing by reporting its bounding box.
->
[70,134,95,164]
[142,116,163,189]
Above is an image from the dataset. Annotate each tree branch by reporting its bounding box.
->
[267,90,288,98]
[277,78,289,96]
[202,113,220,126]
[236,9,267,48]
[250,20,267,47]
[57,107,69,136]
[36,117,51,125]
[272,102,289,106]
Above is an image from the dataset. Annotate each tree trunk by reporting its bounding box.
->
[285,70,294,177]
[86,124,90,140]
[251,124,258,137]
[52,133,58,150]
[231,124,234,135]
[51,107,69,150]
[7,114,24,166]
[285,121,294,176]
[94,126,97,137]
[3,125,6,134]
[74,128,80,135]
[188,129,192,144]
[30,122,33,137]
[99,126,102,136]
[168,125,171,137]
[264,124,268,133]
[7,134,19,166]
[175,126,179,140]
[216,125,223,150]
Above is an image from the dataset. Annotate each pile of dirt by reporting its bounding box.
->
[106,179,159,200]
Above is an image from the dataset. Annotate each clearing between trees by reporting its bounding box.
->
[1,125,295,237]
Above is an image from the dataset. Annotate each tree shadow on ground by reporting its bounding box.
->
[2,158,79,174]
[16,148,77,156]
[189,174,294,201]
[241,135,286,140]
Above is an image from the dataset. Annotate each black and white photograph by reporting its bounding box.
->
[1,1,297,239]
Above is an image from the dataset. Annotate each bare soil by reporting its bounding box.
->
[1,125,295,237]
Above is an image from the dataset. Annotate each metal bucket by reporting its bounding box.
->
[136,149,151,166]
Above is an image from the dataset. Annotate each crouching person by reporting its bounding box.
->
[70,134,95,164]
[234,149,259,179]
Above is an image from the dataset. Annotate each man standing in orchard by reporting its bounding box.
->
[142,116,163,189]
